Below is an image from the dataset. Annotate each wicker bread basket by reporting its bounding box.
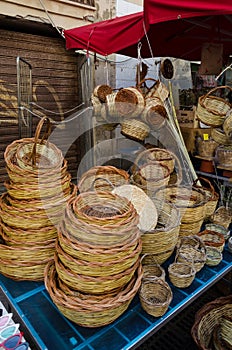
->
[121,119,150,141]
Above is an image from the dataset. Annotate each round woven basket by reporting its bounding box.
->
[114,87,145,118]
[154,185,207,224]
[141,249,175,265]
[168,260,196,288]
[93,84,113,103]
[142,97,167,129]
[191,295,232,350]
[211,128,232,146]
[205,223,230,241]
[121,119,150,141]
[223,112,232,138]
[77,165,129,193]
[178,219,204,236]
[196,86,232,127]
[142,264,166,281]
[196,138,219,158]
[197,230,225,252]
[176,243,206,272]
[139,277,173,317]
[44,260,143,327]
[193,177,219,220]
[216,145,232,168]
[141,201,180,256]
[205,246,223,266]
[212,205,232,229]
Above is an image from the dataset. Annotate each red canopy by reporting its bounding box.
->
[64,12,146,56]
[64,0,232,61]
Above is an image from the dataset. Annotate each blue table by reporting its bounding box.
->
[0,246,231,350]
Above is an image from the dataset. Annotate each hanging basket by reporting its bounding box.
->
[93,84,113,103]
[142,97,167,129]
[114,87,145,118]
[121,118,150,141]
[196,86,232,127]
[139,277,173,317]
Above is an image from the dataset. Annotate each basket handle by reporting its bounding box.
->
[137,78,158,88]
[201,85,232,105]
[193,176,216,196]
[29,117,52,166]
[91,177,115,191]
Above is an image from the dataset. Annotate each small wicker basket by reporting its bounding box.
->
[205,246,223,266]
[211,128,232,146]
[212,205,232,229]
[168,260,196,288]
[139,277,173,317]
[216,145,232,168]
[197,230,225,252]
[121,119,150,141]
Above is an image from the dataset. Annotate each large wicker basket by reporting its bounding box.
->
[191,295,232,350]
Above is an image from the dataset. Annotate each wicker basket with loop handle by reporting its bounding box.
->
[193,176,219,220]
[168,253,196,288]
[16,116,63,171]
[141,254,166,281]
[139,277,173,317]
[196,85,232,127]
[197,230,225,252]
[110,87,145,119]
[191,295,232,350]
[137,78,169,102]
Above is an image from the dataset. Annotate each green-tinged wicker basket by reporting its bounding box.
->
[44,260,143,328]
[196,86,232,127]
[139,277,173,317]
[141,201,180,256]
[191,295,232,350]
[121,119,150,141]
[65,191,139,247]
[57,223,140,263]
[205,246,223,266]
[77,165,129,193]
[54,252,140,294]
[168,260,196,288]
[212,205,232,229]
[205,223,230,241]
[55,238,142,277]
[197,230,225,252]
[223,112,232,138]
[154,185,207,224]
[211,128,232,146]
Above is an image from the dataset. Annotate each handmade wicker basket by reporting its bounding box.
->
[211,128,232,146]
[205,246,223,266]
[142,97,167,129]
[196,86,232,127]
[196,138,219,158]
[121,119,150,141]
[168,260,196,288]
[212,206,232,229]
[191,295,232,350]
[176,243,206,272]
[114,87,145,118]
[197,230,225,252]
[223,112,232,138]
[93,84,113,103]
[139,277,173,317]
[193,177,219,220]
[205,223,230,241]
[44,260,143,327]
[216,145,232,168]
[77,165,129,193]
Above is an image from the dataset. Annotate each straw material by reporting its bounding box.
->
[168,261,196,288]
[114,87,145,118]
[44,260,143,327]
[77,165,129,193]
[197,139,219,158]
[112,184,158,232]
[196,86,232,127]
[142,97,167,129]
[212,206,232,229]
[205,246,223,266]
[216,145,232,168]
[223,112,232,138]
[176,236,207,272]
[135,162,171,191]
[191,295,232,350]
[139,277,173,317]
[93,84,113,103]
[211,128,232,146]
[141,249,175,265]
[141,201,180,256]
[178,219,204,236]
[121,118,150,141]
[205,223,230,241]
[197,230,225,252]
[142,263,166,281]
[193,177,219,220]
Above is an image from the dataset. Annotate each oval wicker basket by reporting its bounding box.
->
[196,86,232,127]
[197,230,225,252]
[196,138,219,158]
[77,165,129,193]
[191,295,232,350]
[193,177,219,220]
[121,119,150,141]
[211,128,232,146]
[176,244,206,272]
[44,260,143,327]
[205,223,230,241]
[142,264,166,281]
[205,246,223,266]
[212,205,232,229]
[139,277,173,317]
[168,260,196,288]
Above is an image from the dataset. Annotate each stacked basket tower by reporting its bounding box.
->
[45,185,143,327]
[0,117,75,281]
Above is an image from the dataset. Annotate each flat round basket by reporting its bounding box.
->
[196,86,232,127]
[191,295,232,350]
[139,277,173,317]
[112,184,158,232]
[114,87,145,118]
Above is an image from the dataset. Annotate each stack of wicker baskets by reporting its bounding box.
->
[45,190,143,327]
[0,117,75,281]
[154,185,207,236]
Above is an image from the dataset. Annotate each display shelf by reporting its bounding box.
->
[0,245,232,350]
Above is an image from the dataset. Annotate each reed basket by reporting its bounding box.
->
[176,242,206,272]
[197,230,225,252]
[223,112,232,137]
[205,223,230,241]
[142,97,167,129]
[93,84,113,103]
[196,86,232,127]
[205,246,223,266]
[141,255,166,281]
[44,260,143,327]
[114,87,145,118]
[77,165,129,193]
[121,119,150,141]
[139,277,173,317]
[216,145,232,168]
[196,138,219,158]
[191,295,232,350]
[168,260,196,288]
[212,205,232,229]
[211,128,232,146]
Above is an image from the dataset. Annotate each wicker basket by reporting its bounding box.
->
[178,219,204,236]
[44,260,143,327]
[77,165,129,193]
[139,277,173,317]
[168,260,196,288]
[211,128,232,146]
[196,138,219,158]
[142,97,167,129]
[216,145,232,168]
[205,223,230,241]
[93,84,113,103]
[197,230,225,252]
[191,295,232,350]
[176,243,206,272]
[223,112,232,138]
[196,86,232,127]
[212,205,232,229]
[141,254,166,281]
[121,119,150,141]
[193,177,219,220]
[114,87,145,118]
[205,246,223,266]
